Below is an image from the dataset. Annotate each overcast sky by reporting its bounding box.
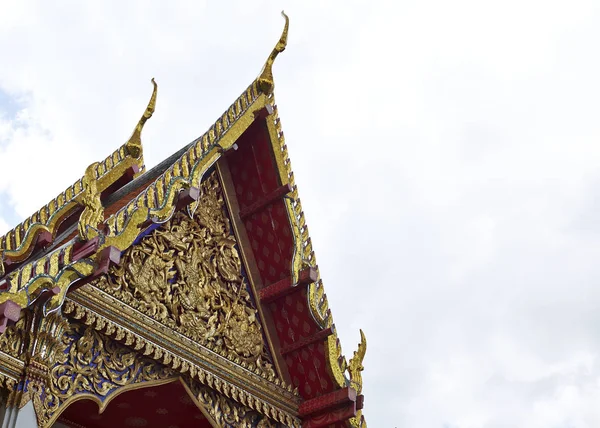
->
[2,1,600,427]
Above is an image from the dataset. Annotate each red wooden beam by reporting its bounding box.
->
[72,236,101,261]
[259,267,317,303]
[302,405,357,428]
[299,387,357,419]
[94,246,122,275]
[67,246,122,298]
[239,183,292,220]
[100,165,140,201]
[146,186,200,226]
[356,394,364,411]
[280,327,333,356]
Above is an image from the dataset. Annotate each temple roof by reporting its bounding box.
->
[0,13,366,427]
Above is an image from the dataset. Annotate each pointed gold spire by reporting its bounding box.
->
[125,78,158,159]
[258,11,289,95]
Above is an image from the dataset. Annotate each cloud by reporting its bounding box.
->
[1,0,600,426]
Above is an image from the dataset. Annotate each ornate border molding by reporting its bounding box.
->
[63,287,301,426]
[264,96,368,426]
[0,81,270,318]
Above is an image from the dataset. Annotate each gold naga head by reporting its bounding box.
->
[348,329,367,394]
[78,162,104,240]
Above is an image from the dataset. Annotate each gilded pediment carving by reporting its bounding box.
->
[37,322,174,427]
[94,171,274,374]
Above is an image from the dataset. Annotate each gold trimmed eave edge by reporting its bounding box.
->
[263,95,368,426]
[0,80,269,315]
[62,290,302,427]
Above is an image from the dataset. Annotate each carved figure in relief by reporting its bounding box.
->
[96,172,270,369]
[121,244,175,320]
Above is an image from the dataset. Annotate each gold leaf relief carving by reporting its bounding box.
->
[183,378,284,428]
[0,311,29,358]
[95,172,271,370]
[38,322,173,426]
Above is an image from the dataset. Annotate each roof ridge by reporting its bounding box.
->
[0,81,157,274]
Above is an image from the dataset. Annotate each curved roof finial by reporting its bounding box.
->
[258,11,289,95]
[125,78,158,159]
[348,329,367,394]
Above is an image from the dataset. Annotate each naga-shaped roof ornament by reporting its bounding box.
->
[349,329,367,394]
[125,78,158,160]
[77,162,104,240]
[258,11,289,95]
[76,79,158,241]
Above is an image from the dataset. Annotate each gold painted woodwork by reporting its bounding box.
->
[0,15,368,425]
[0,79,155,273]
[0,79,268,336]
[0,257,94,314]
[348,330,367,428]
[0,151,142,261]
[38,322,175,427]
[183,377,293,427]
[0,311,29,359]
[63,293,301,425]
[348,330,366,395]
[77,162,104,240]
[264,94,368,425]
[97,172,268,365]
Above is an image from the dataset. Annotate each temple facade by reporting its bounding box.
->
[0,14,366,428]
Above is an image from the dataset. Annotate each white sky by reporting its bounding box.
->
[2,1,600,426]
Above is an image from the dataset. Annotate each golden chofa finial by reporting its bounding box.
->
[125,78,158,159]
[258,11,289,95]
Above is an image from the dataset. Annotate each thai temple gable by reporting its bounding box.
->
[0,13,367,428]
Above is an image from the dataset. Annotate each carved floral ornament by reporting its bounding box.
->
[18,320,282,428]
[0,13,368,426]
[94,172,273,372]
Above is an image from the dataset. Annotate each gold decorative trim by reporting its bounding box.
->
[0,80,268,316]
[44,377,179,427]
[0,310,29,360]
[95,172,273,370]
[0,148,143,259]
[182,376,296,427]
[0,358,21,389]
[37,322,175,427]
[62,287,301,425]
[263,93,368,424]
[0,258,95,313]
